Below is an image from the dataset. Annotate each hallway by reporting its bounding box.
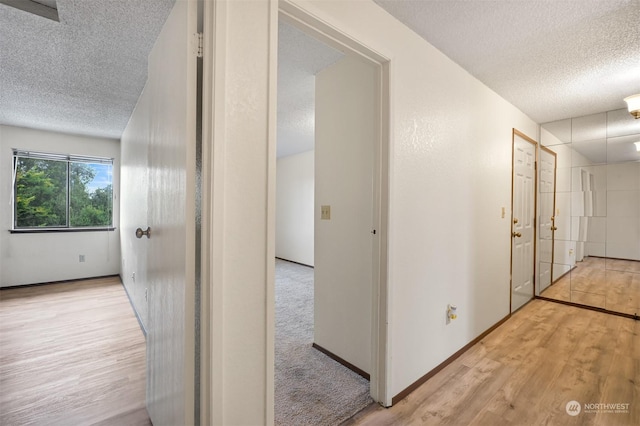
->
[345,300,640,425]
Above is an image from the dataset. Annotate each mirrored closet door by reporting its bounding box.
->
[537,109,640,316]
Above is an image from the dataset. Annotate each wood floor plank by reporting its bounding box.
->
[594,357,640,426]
[346,300,640,426]
[615,316,640,359]
[0,277,149,426]
[379,363,473,425]
[482,346,563,424]
[535,365,605,426]
[539,307,591,355]
[467,407,511,426]
[542,258,640,316]
[571,290,607,309]
[402,357,514,425]
[567,322,618,377]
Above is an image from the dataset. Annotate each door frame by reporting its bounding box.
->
[198,0,392,420]
[539,145,557,292]
[510,128,538,313]
[278,0,391,406]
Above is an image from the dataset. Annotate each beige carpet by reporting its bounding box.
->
[275,259,373,426]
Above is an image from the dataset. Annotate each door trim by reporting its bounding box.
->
[199,0,226,423]
[510,128,538,313]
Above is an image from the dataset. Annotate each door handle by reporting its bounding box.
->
[136,227,151,239]
[512,231,522,238]
[551,226,557,231]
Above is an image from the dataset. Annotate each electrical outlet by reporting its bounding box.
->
[446,304,458,324]
[79,254,85,263]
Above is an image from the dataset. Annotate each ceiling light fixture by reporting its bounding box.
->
[635,141,640,152]
[624,94,640,119]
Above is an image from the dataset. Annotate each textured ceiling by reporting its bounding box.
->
[0,0,174,139]
[277,22,343,158]
[374,0,640,124]
[2,0,639,146]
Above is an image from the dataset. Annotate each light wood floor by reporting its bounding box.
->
[0,276,149,426]
[542,257,640,315]
[344,299,640,426]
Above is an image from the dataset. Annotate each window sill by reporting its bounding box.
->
[9,227,117,234]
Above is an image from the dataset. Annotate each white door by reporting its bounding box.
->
[538,147,556,294]
[145,1,197,424]
[314,55,376,374]
[511,130,537,311]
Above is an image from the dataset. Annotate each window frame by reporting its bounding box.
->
[11,149,116,233]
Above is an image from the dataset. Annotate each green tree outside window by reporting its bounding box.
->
[13,152,113,229]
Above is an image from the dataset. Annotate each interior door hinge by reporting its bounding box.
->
[193,32,203,58]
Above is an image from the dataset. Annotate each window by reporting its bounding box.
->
[12,150,114,230]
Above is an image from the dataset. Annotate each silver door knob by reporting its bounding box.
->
[136,227,151,239]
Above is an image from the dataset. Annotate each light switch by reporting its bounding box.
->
[321,205,331,220]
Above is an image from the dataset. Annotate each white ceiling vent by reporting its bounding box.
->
[0,0,58,22]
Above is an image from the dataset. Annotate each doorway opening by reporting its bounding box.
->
[274,4,391,421]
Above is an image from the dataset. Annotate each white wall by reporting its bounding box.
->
[275,150,314,266]
[278,0,539,401]
[217,0,540,414]
[293,1,537,399]
[0,125,120,287]
[314,55,375,374]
